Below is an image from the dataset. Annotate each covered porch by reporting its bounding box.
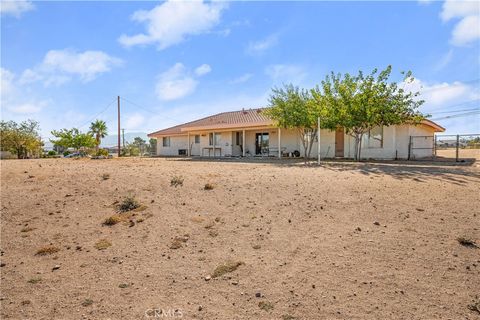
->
[184,126,301,158]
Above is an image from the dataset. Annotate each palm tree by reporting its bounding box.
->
[89,120,108,152]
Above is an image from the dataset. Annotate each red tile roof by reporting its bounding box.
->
[148,108,273,136]
[148,108,446,136]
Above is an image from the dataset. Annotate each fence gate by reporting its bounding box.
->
[408,135,435,160]
[435,134,480,162]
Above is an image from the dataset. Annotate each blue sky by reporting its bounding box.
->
[1,0,479,143]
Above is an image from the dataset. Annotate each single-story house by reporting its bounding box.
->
[147,108,445,160]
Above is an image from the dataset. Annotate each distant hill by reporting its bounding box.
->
[100,132,149,147]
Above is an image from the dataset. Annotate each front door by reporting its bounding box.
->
[255,133,269,155]
[335,128,344,157]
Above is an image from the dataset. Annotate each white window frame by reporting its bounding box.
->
[162,137,171,147]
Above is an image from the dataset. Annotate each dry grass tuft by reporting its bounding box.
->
[81,299,93,307]
[27,277,42,284]
[170,176,184,187]
[468,297,480,314]
[36,246,59,256]
[103,215,123,226]
[94,239,112,250]
[204,183,214,190]
[117,196,140,212]
[457,237,478,248]
[170,234,189,249]
[258,301,274,311]
[212,260,244,278]
[21,227,35,233]
[101,173,110,180]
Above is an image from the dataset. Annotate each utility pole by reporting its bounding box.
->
[117,96,121,157]
[122,128,125,149]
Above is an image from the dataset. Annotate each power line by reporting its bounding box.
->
[77,97,117,130]
[119,96,183,124]
[429,108,479,115]
[431,110,480,121]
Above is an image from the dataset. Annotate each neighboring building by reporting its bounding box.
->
[147,108,445,160]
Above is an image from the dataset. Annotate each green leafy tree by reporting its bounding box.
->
[50,128,96,152]
[0,119,43,159]
[89,120,108,152]
[313,66,426,160]
[264,84,320,160]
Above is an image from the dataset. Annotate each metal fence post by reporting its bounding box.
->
[456,134,459,162]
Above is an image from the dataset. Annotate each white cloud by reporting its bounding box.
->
[7,101,47,114]
[0,0,34,18]
[125,113,145,129]
[194,64,211,76]
[155,63,198,101]
[265,64,307,85]
[404,78,479,108]
[229,73,253,84]
[450,15,480,46]
[434,49,454,71]
[246,34,279,55]
[19,49,123,86]
[118,0,227,50]
[440,0,480,46]
[1,67,15,99]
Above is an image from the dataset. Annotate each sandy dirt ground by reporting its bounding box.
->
[1,157,479,320]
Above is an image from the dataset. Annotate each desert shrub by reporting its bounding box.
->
[82,299,93,307]
[102,173,110,180]
[103,215,122,226]
[96,149,109,157]
[94,239,111,250]
[212,261,244,278]
[117,196,140,212]
[457,237,478,248]
[170,176,184,187]
[63,151,71,156]
[36,246,60,256]
[204,183,214,190]
[47,150,56,156]
[258,301,274,311]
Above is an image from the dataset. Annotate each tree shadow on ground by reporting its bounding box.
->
[320,161,480,186]
[167,156,479,186]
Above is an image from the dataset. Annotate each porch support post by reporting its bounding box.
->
[187,132,190,156]
[213,132,216,157]
[242,129,246,157]
[278,127,281,159]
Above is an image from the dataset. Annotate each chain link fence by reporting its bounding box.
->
[435,134,480,162]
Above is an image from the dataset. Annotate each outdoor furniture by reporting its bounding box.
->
[202,147,222,157]
[267,147,287,157]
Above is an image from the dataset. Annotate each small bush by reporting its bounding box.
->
[28,277,42,284]
[258,301,274,311]
[82,299,93,307]
[96,149,109,157]
[170,176,184,187]
[47,150,57,156]
[212,261,244,278]
[103,215,122,226]
[457,237,478,248]
[36,246,60,256]
[94,239,111,250]
[117,196,140,212]
[204,183,214,190]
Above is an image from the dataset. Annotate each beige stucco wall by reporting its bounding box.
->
[153,124,436,160]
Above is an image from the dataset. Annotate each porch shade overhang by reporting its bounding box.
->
[421,119,445,132]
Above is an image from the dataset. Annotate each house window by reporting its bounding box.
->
[235,132,243,145]
[209,133,220,145]
[194,135,200,144]
[162,137,170,147]
[363,126,383,148]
